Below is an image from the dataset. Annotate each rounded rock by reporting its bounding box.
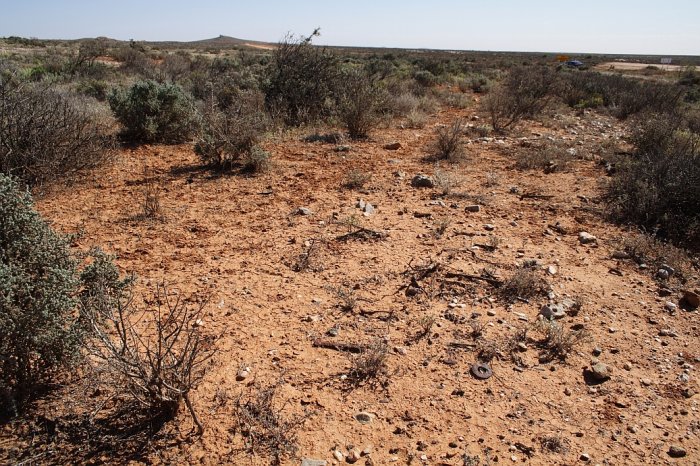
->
[668,445,687,458]
[590,362,612,381]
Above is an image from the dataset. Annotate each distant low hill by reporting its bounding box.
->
[150,35,276,50]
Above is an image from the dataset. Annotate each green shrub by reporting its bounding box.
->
[462,74,490,93]
[108,80,198,143]
[606,112,700,249]
[483,66,556,132]
[194,91,269,170]
[263,29,341,126]
[336,68,387,139]
[0,77,113,185]
[413,70,438,88]
[557,71,682,118]
[0,175,81,414]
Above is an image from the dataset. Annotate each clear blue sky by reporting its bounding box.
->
[1,0,698,55]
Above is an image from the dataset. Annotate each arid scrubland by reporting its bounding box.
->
[1,33,700,464]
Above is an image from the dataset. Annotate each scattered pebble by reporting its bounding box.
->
[236,367,251,381]
[301,459,327,466]
[332,449,345,462]
[578,232,597,244]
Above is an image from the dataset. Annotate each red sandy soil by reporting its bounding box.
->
[2,104,699,465]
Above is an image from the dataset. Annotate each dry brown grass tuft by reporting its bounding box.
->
[348,338,389,384]
[498,267,547,303]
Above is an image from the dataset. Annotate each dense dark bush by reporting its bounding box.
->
[0,77,113,185]
[108,80,198,144]
[263,30,341,126]
[465,74,491,94]
[483,66,556,132]
[413,70,438,88]
[194,91,269,170]
[0,175,82,414]
[678,67,700,103]
[336,68,387,139]
[606,112,700,248]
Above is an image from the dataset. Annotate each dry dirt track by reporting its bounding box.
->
[14,103,700,465]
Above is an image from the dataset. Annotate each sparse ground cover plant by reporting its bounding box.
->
[413,314,436,340]
[404,108,428,128]
[533,318,589,362]
[0,76,113,185]
[515,140,577,172]
[433,165,462,195]
[326,283,358,312]
[342,169,371,190]
[108,79,198,144]
[348,338,389,384]
[616,233,693,281]
[139,170,163,220]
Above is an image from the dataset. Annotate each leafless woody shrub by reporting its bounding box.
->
[0,77,113,185]
[82,276,216,435]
